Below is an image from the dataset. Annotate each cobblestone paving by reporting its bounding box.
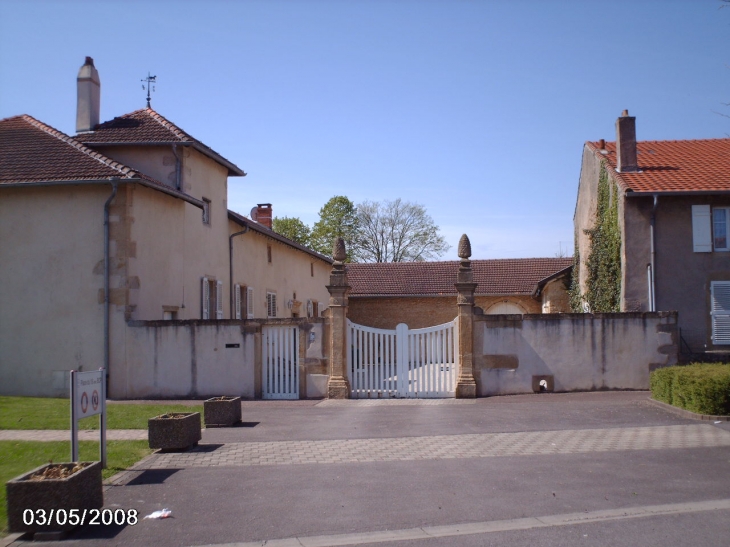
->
[133,424,730,470]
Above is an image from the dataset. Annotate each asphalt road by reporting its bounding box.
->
[10,392,730,547]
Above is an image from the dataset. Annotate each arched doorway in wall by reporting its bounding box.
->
[486,301,525,315]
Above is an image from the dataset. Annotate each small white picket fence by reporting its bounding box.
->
[347,319,457,398]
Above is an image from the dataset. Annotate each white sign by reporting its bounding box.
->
[74,370,104,418]
[70,369,107,467]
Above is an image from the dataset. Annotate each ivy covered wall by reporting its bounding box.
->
[572,163,622,312]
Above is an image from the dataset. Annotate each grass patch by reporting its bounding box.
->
[651,363,730,415]
[0,440,153,537]
[0,397,203,430]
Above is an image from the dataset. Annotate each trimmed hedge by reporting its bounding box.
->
[650,363,730,416]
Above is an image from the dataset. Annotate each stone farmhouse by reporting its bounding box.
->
[574,111,730,356]
[0,57,332,398]
[347,258,573,329]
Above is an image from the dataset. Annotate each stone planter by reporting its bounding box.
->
[6,461,103,536]
[204,396,242,427]
[148,412,201,451]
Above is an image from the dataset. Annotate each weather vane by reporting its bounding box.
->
[141,72,157,108]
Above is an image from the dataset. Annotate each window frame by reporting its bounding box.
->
[713,207,730,252]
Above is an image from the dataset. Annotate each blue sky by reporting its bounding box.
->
[1,0,728,259]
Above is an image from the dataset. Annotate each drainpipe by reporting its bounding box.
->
[104,182,118,391]
[229,225,249,318]
[649,194,659,312]
[171,145,182,190]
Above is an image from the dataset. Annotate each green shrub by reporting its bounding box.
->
[650,363,730,416]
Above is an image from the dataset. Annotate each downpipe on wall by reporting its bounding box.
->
[229,224,249,318]
[104,182,118,391]
[648,194,658,312]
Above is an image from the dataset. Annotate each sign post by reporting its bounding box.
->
[70,369,107,467]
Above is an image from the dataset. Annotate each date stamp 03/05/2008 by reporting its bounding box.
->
[21,508,139,527]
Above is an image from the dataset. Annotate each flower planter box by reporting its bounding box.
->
[6,461,103,536]
[204,396,242,427]
[148,412,201,451]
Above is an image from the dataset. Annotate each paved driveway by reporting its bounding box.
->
[11,392,730,547]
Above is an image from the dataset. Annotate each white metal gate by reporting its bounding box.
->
[347,319,458,398]
[262,325,299,399]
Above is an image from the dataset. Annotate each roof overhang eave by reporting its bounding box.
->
[228,211,333,264]
[0,178,205,209]
[626,190,730,197]
[80,140,246,177]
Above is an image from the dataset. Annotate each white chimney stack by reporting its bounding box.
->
[76,56,100,133]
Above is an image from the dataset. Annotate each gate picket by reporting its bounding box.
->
[262,325,299,400]
[347,319,456,398]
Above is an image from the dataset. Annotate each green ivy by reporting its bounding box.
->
[568,239,583,312]
[583,163,622,312]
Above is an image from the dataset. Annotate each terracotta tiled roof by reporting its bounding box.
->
[77,108,246,176]
[587,139,730,194]
[0,114,203,206]
[347,258,573,297]
[0,114,138,183]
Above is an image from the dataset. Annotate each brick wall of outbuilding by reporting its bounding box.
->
[348,295,541,329]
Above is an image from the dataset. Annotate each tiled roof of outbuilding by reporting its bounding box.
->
[347,258,573,297]
[587,138,730,194]
[77,108,246,176]
[0,114,138,183]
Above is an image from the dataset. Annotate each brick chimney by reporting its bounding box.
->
[254,203,272,229]
[76,57,100,133]
[615,109,638,173]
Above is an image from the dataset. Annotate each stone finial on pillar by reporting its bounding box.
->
[455,234,477,398]
[326,237,351,398]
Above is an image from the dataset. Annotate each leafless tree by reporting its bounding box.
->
[355,199,450,262]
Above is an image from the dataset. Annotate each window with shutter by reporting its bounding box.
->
[201,277,210,319]
[306,299,313,318]
[216,280,224,319]
[692,205,712,252]
[267,292,277,318]
[247,287,255,319]
[234,284,242,320]
[711,281,730,345]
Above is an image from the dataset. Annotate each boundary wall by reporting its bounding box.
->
[473,311,678,396]
[120,318,326,399]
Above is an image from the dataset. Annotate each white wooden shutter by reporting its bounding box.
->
[307,299,313,318]
[246,287,255,319]
[267,292,277,318]
[692,205,712,252]
[201,277,210,319]
[216,280,224,319]
[711,281,730,344]
[234,284,242,320]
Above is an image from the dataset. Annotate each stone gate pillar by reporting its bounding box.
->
[455,234,477,398]
[326,237,351,399]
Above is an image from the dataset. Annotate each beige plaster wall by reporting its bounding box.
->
[573,146,602,301]
[229,221,331,319]
[120,319,327,399]
[0,185,111,397]
[123,321,257,398]
[474,312,678,396]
